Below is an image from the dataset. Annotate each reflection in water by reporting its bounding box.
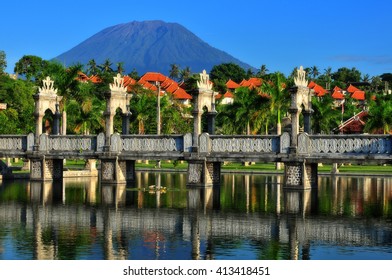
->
[0,173,392,260]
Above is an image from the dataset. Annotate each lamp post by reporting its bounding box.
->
[156,81,161,168]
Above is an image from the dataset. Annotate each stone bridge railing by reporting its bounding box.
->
[0,134,34,155]
[109,133,193,154]
[198,132,290,154]
[39,134,101,153]
[298,133,392,155]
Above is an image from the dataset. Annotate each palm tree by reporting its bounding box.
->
[180,66,191,81]
[87,59,98,75]
[258,64,269,77]
[311,94,340,134]
[310,66,320,79]
[169,64,180,81]
[100,59,113,73]
[116,62,125,74]
[364,97,392,134]
[261,72,290,135]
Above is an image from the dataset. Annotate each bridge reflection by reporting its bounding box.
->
[0,174,392,260]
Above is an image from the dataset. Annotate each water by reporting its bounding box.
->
[0,173,391,260]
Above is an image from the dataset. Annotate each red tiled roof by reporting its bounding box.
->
[308,81,316,89]
[138,80,158,91]
[239,79,251,87]
[173,88,192,99]
[347,84,360,93]
[140,72,167,83]
[223,91,234,98]
[351,90,365,100]
[238,78,263,89]
[247,77,262,87]
[226,79,240,89]
[332,88,345,99]
[123,76,137,87]
[313,84,328,97]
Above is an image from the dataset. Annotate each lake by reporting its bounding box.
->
[0,172,391,260]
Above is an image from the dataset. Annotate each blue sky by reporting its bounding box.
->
[1,0,391,77]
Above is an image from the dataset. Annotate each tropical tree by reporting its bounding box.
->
[169,63,180,81]
[0,74,35,133]
[87,59,99,75]
[100,59,114,73]
[364,96,392,134]
[261,72,290,135]
[332,67,362,86]
[0,50,6,75]
[129,91,156,134]
[311,94,340,134]
[210,63,246,84]
[116,62,125,74]
[179,66,191,81]
[14,55,48,81]
[257,64,269,77]
[310,66,320,79]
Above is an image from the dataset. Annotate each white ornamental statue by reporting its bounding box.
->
[39,76,58,95]
[110,73,127,93]
[197,70,212,91]
[294,66,308,87]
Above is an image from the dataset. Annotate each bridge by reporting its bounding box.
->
[1,67,392,189]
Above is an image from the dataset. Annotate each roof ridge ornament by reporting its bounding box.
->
[110,73,127,93]
[197,70,212,91]
[294,66,308,87]
[39,76,58,94]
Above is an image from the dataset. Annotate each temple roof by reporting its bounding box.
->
[226,79,240,89]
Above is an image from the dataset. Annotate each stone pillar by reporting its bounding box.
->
[303,110,311,134]
[52,103,61,135]
[288,107,299,150]
[122,111,131,135]
[207,111,217,135]
[61,110,67,135]
[187,160,221,188]
[192,96,202,151]
[284,161,317,189]
[30,157,63,181]
[100,158,135,185]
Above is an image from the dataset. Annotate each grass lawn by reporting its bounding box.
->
[4,159,392,175]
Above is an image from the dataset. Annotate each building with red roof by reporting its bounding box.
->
[226,79,240,90]
[216,91,234,105]
[336,110,368,134]
[139,72,192,106]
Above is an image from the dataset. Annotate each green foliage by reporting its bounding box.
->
[0,50,6,75]
[364,95,392,134]
[0,75,35,133]
[210,63,247,84]
[311,95,340,134]
[331,67,362,85]
[14,55,48,81]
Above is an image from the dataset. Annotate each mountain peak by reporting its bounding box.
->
[54,20,255,75]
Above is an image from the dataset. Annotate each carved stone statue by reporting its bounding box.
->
[197,69,212,90]
[294,66,308,87]
[39,76,58,95]
[109,73,127,92]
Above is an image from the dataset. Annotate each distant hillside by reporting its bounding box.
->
[54,20,256,75]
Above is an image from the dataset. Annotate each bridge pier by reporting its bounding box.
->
[100,158,135,185]
[186,159,221,188]
[30,157,63,181]
[284,161,317,190]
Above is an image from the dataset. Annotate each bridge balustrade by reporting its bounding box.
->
[0,134,34,156]
[298,133,392,155]
[109,133,192,156]
[38,134,102,155]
